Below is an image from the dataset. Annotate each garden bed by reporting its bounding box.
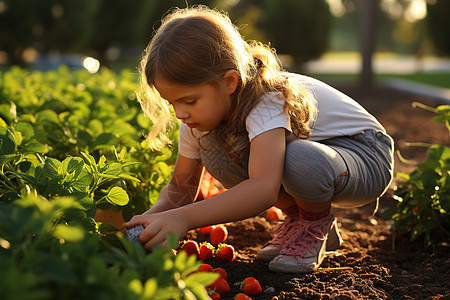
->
[186,85,450,300]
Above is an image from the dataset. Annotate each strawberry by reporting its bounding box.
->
[199,242,215,261]
[208,277,230,296]
[240,277,262,296]
[197,263,213,272]
[209,291,221,300]
[234,293,252,300]
[216,243,236,261]
[198,225,216,234]
[181,240,199,258]
[212,267,227,280]
[266,206,284,221]
[210,224,228,245]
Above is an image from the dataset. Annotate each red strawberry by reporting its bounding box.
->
[208,277,230,296]
[181,240,199,258]
[266,206,284,220]
[210,225,228,245]
[199,242,215,261]
[197,263,213,272]
[234,293,252,300]
[212,267,228,280]
[198,225,216,234]
[240,277,262,296]
[209,291,221,300]
[216,243,236,261]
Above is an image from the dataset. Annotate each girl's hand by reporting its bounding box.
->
[126,210,189,250]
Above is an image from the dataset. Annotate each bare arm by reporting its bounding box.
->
[144,154,204,214]
[127,127,287,249]
[179,127,286,228]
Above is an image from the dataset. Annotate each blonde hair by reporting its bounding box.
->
[137,6,317,160]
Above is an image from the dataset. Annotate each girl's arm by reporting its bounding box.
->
[180,127,286,227]
[127,127,286,249]
[142,154,204,214]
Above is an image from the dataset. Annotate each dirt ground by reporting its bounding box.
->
[185,84,450,300]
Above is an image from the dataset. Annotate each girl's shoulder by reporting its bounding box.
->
[283,72,327,88]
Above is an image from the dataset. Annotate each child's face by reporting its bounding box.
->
[154,77,232,132]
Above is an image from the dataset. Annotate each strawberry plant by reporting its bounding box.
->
[0,194,218,299]
[0,67,218,299]
[382,103,450,245]
[0,67,178,219]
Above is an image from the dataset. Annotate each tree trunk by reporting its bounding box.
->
[359,0,377,94]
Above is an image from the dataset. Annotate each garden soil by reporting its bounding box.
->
[185,84,450,300]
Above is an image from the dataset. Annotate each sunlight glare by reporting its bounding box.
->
[405,0,427,22]
[326,0,345,17]
[82,57,100,74]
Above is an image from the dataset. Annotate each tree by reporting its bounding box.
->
[0,0,99,66]
[259,0,331,69]
[88,0,158,67]
[426,0,450,56]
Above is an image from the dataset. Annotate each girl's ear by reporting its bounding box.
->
[223,70,239,95]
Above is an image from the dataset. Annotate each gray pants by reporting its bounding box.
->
[200,130,394,208]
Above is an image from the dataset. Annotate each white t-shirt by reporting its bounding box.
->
[178,74,386,160]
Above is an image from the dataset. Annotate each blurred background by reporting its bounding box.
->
[0,0,449,90]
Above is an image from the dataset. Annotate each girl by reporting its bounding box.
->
[127,6,394,273]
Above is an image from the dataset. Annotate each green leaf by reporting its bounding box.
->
[0,127,16,155]
[0,103,14,124]
[20,141,46,154]
[129,279,144,294]
[185,272,219,287]
[12,171,38,186]
[87,119,104,135]
[0,153,20,165]
[396,172,410,181]
[0,117,6,127]
[62,157,85,174]
[15,122,34,138]
[81,152,97,171]
[184,281,211,300]
[104,162,122,176]
[71,168,92,192]
[98,155,107,169]
[137,113,151,129]
[116,147,127,162]
[102,186,129,206]
[43,158,61,179]
[118,173,141,183]
[53,224,85,242]
[143,278,158,298]
[36,110,59,124]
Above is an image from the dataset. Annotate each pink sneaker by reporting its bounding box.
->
[269,214,335,273]
[255,214,299,261]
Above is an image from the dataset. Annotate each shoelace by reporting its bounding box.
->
[282,216,333,256]
[271,215,299,245]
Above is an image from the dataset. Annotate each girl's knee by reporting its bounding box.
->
[282,140,347,202]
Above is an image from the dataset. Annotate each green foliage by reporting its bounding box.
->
[259,0,331,67]
[0,67,178,219]
[0,195,216,300]
[382,103,450,245]
[0,0,99,66]
[0,67,215,299]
